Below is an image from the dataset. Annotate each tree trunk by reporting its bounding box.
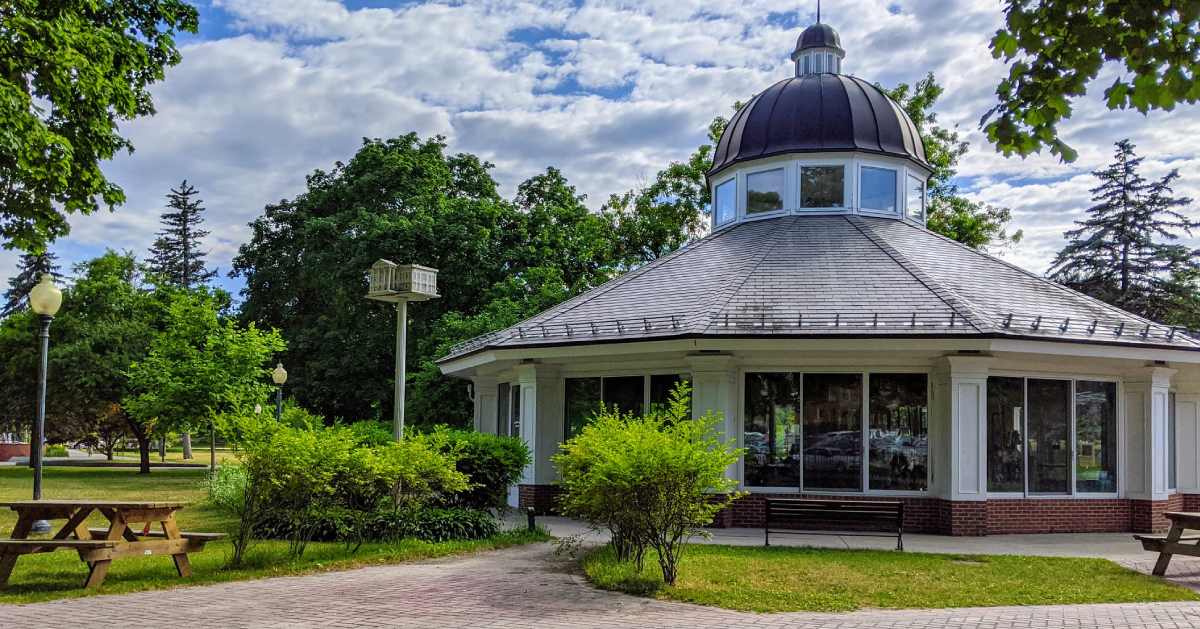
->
[181,433,193,459]
[159,437,166,462]
[124,415,152,474]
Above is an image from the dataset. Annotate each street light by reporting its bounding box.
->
[271,362,287,421]
[365,260,439,440]
[29,274,61,534]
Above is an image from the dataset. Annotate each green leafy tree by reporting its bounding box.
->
[984,1,1200,162]
[146,180,216,288]
[2,250,62,317]
[1049,139,1199,321]
[0,1,199,251]
[125,292,286,472]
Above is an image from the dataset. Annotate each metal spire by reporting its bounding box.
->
[817,0,821,23]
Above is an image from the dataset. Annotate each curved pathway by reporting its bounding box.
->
[6,543,1200,628]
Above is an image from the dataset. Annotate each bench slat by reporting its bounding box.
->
[0,539,116,548]
[86,528,225,541]
[764,498,904,551]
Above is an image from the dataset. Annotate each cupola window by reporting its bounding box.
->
[800,165,844,208]
[906,174,926,220]
[746,168,785,214]
[714,178,736,225]
[860,166,898,213]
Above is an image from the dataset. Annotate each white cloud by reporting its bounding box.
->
[4,0,1198,300]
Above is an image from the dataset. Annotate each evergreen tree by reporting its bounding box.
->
[2,251,62,317]
[146,180,215,288]
[1049,139,1200,322]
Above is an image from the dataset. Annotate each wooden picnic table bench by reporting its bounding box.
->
[765,498,904,551]
[0,500,225,589]
[1134,511,1200,576]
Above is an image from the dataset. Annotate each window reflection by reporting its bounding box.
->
[510,384,521,439]
[714,179,736,225]
[803,373,863,491]
[801,166,844,208]
[868,374,928,491]
[1075,381,1117,493]
[906,174,925,220]
[603,376,644,416]
[743,373,801,487]
[564,377,601,440]
[860,166,897,212]
[497,383,510,437]
[987,377,1024,492]
[746,169,785,214]
[649,374,688,415]
[1170,391,1178,490]
[1027,379,1071,494]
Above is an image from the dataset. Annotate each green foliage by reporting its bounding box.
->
[205,464,263,567]
[347,420,394,447]
[1049,139,1199,321]
[883,74,1022,250]
[0,1,199,251]
[984,1,1200,162]
[553,382,743,585]
[2,251,62,317]
[43,444,67,458]
[427,427,531,510]
[145,180,216,288]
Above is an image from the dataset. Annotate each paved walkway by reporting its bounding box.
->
[7,542,1200,628]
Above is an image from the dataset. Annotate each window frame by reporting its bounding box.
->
[905,173,926,222]
[713,176,738,228]
[743,166,788,217]
[858,163,900,215]
[561,371,692,440]
[738,367,932,496]
[797,159,850,212]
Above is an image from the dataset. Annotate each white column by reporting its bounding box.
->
[516,363,562,485]
[686,354,739,483]
[1125,366,1176,501]
[470,376,499,434]
[938,355,993,501]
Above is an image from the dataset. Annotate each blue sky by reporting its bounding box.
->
[5,0,1198,297]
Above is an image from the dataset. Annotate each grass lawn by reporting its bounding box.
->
[109,447,240,466]
[0,466,547,604]
[583,544,1200,613]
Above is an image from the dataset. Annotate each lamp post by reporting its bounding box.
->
[29,274,62,534]
[271,362,288,421]
[365,260,439,440]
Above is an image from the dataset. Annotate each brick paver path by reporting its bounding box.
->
[6,543,1200,628]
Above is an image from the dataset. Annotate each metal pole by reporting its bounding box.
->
[209,421,216,474]
[275,385,284,421]
[395,299,407,440]
[31,315,52,533]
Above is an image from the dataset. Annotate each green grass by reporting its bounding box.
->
[0,466,548,604]
[583,544,1200,613]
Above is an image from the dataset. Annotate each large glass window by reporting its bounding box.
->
[714,179,736,225]
[868,374,928,491]
[800,166,844,208]
[497,383,511,437]
[1027,379,1071,494]
[906,174,925,220]
[803,374,863,491]
[510,384,521,439]
[987,377,1025,492]
[746,169,785,214]
[744,373,801,487]
[860,166,897,212]
[602,375,644,415]
[1170,391,1178,490]
[1076,381,1117,493]
[564,377,602,440]
[650,374,688,415]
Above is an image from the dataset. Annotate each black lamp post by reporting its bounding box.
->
[271,363,287,421]
[28,274,62,534]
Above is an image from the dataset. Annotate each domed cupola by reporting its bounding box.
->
[708,19,932,231]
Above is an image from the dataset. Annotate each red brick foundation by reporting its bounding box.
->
[0,443,29,462]
[518,484,563,515]
[1131,494,1184,534]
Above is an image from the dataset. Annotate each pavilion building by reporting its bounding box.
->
[438,21,1200,535]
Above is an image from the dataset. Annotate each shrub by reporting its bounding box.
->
[206,464,265,567]
[553,382,743,585]
[429,428,530,510]
[256,507,498,544]
[44,444,68,457]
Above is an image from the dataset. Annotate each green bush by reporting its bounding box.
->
[206,464,264,566]
[257,507,498,544]
[429,428,530,510]
[44,445,68,457]
[553,382,743,585]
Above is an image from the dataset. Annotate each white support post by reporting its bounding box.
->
[395,299,408,441]
[939,355,993,501]
[516,363,562,485]
[1125,366,1176,501]
[687,354,739,483]
[472,376,499,434]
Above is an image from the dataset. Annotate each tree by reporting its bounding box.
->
[233,135,625,426]
[984,1,1200,162]
[146,180,216,288]
[125,291,285,472]
[0,1,199,251]
[1049,139,1199,321]
[2,250,62,317]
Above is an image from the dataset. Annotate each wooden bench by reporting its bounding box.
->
[87,528,225,542]
[1134,534,1200,553]
[1134,512,1200,576]
[765,498,904,551]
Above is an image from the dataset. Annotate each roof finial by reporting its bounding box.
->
[817,0,821,23]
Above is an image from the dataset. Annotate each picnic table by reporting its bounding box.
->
[1135,511,1200,576]
[0,500,224,589]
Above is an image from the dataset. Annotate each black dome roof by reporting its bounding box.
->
[797,23,842,51]
[710,74,928,176]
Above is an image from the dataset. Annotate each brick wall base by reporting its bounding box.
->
[519,484,1197,535]
[0,443,29,462]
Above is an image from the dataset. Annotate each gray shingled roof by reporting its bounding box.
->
[440,215,1200,361]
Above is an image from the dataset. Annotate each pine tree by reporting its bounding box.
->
[1049,139,1200,322]
[2,251,62,317]
[146,180,215,288]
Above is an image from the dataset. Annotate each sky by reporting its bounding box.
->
[5,0,1199,297]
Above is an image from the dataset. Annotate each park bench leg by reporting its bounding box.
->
[1153,524,1185,576]
[162,516,192,578]
[84,560,111,589]
[0,552,19,588]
